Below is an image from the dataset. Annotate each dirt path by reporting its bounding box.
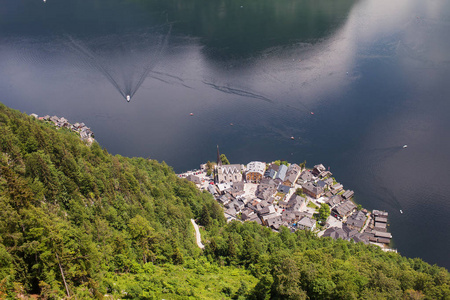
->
[191,219,205,249]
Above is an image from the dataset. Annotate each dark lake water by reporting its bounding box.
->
[1,0,450,269]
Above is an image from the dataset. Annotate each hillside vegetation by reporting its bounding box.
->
[0,102,449,299]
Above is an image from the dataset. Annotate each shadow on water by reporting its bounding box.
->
[65,24,172,102]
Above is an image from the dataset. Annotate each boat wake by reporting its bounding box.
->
[65,23,172,102]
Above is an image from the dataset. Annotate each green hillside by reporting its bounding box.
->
[0,102,449,299]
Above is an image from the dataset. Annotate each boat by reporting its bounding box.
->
[403,145,407,148]
[126,95,131,102]
[310,112,314,115]
[291,136,295,140]
[400,210,403,214]
[190,113,194,116]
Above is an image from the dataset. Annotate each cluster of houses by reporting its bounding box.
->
[179,155,393,249]
[30,113,95,143]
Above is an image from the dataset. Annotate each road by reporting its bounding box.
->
[191,219,205,249]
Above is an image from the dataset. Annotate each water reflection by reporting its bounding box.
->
[1,0,450,269]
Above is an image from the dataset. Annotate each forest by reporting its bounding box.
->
[0,102,449,299]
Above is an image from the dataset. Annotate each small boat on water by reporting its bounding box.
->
[291,136,295,140]
[190,113,194,116]
[400,210,403,214]
[403,145,408,148]
[126,95,131,102]
[310,112,314,115]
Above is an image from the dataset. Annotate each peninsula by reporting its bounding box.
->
[179,153,394,251]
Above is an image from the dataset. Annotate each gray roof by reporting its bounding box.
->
[374,216,388,223]
[299,170,313,182]
[323,227,348,240]
[317,180,327,188]
[326,195,343,207]
[264,169,277,178]
[298,216,315,229]
[268,163,280,172]
[275,164,288,181]
[277,184,291,194]
[232,181,245,192]
[302,182,324,196]
[342,190,355,199]
[346,211,366,229]
[372,210,389,217]
[186,174,201,184]
[332,200,356,217]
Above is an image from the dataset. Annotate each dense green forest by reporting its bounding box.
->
[0,102,449,299]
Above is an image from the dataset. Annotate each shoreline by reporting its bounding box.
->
[179,160,395,251]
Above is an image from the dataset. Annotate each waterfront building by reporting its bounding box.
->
[216,164,244,183]
[302,182,324,199]
[246,161,266,183]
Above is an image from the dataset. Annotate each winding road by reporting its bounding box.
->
[190,219,205,249]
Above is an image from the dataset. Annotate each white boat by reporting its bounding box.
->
[403,145,407,148]
[126,95,130,102]
[400,210,403,214]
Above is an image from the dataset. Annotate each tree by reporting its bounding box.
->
[317,203,330,223]
[199,205,212,228]
[299,160,306,170]
[220,154,230,165]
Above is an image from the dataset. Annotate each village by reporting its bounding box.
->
[178,150,394,251]
[30,113,95,144]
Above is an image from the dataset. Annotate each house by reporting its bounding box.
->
[318,170,332,179]
[241,208,256,221]
[267,163,280,172]
[283,164,301,186]
[297,170,313,184]
[207,185,217,195]
[278,201,289,209]
[317,180,327,189]
[286,194,306,212]
[325,195,343,208]
[330,183,343,193]
[247,214,262,225]
[225,206,237,217]
[246,161,266,183]
[265,216,287,230]
[259,205,276,216]
[217,182,233,194]
[230,181,245,198]
[255,178,277,201]
[218,194,232,206]
[216,164,244,183]
[346,210,367,230]
[322,227,348,240]
[302,182,324,199]
[264,169,277,179]
[186,174,201,185]
[30,113,38,119]
[274,164,288,182]
[297,216,316,231]
[324,177,334,187]
[277,184,291,194]
[312,164,326,176]
[342,190,355,200]
[332,200,356,219]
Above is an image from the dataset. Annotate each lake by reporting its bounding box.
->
[1,0,450,269]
